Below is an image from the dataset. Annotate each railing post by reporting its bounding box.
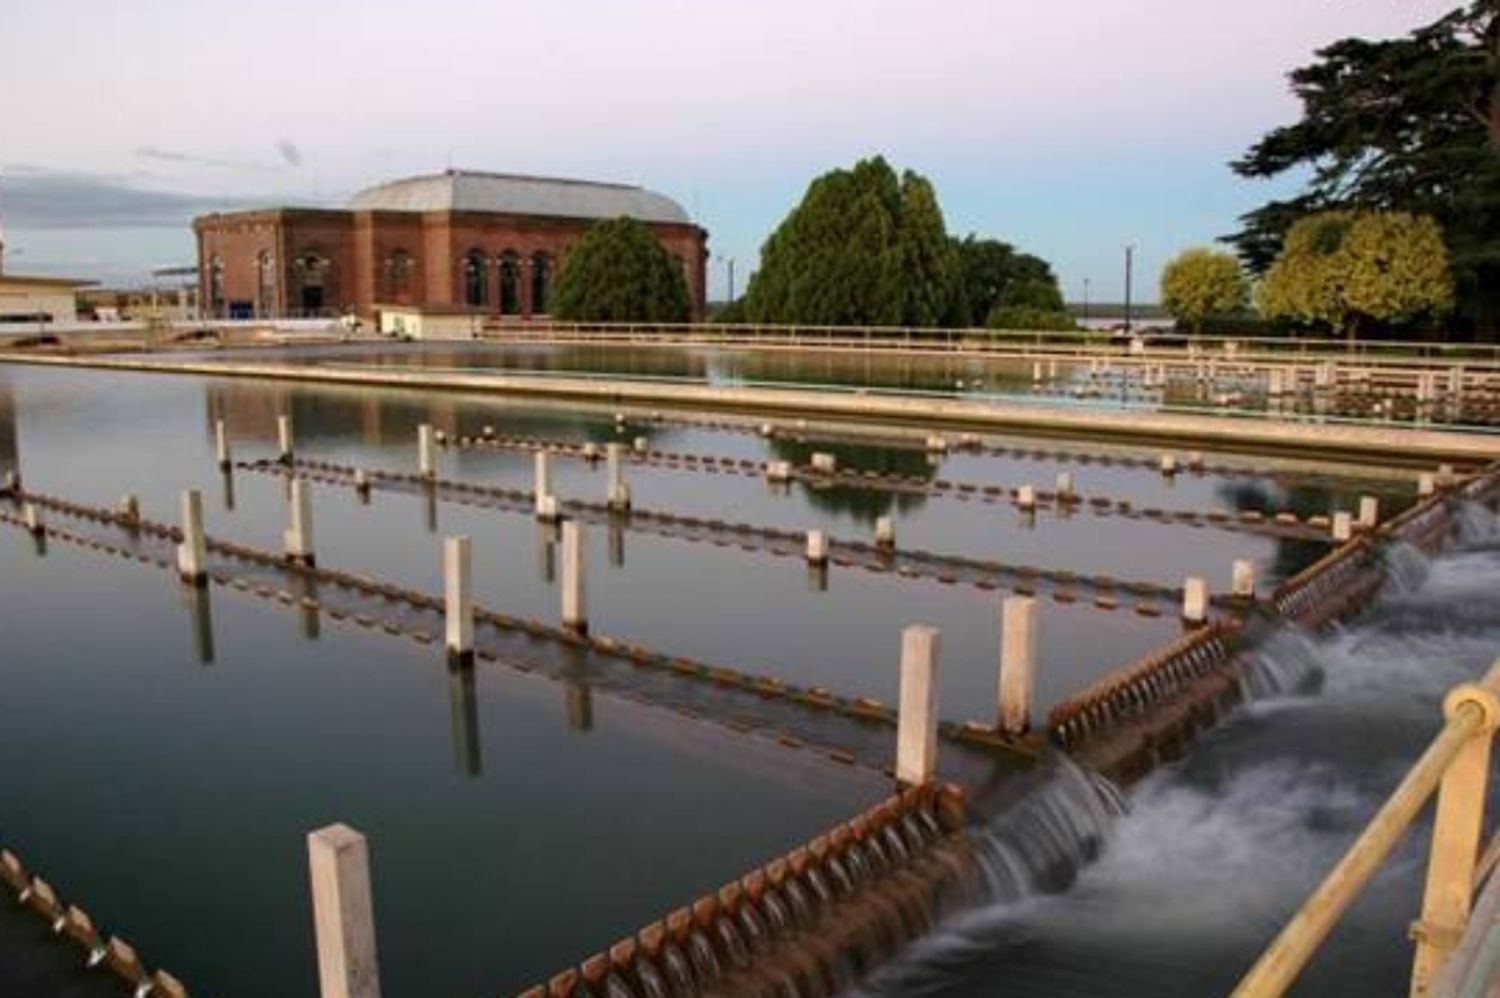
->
[307,824,382,998]
[1411,686,1500,996]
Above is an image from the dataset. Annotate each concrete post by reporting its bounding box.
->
[810,452,837,473]
[1332,510,1353,542]
[418,424,436,480]
[1160,453,1178,476]
[606,443,630,511]
[177,490,208,586]
[766,461,792,483]
[534,451,554,520]
[1232,559,1256,599]
[1,468,18,496]
[875,516,895,549]
[896,625,940,786]
[22,502,42,536]
[806,529,829,565]
[998,596,1037,736]
[1358,495,1379,529]
[1055,472,1074,501]
[215,419,231,471]
[354,469,371,500]
[444,536,474,665]
[633,436,648,454]
[284,478,316,565]
[1182,576,1208,624]
[307,824,382,998]
[1017,484,1036,511]
[561,520,587,634]
[1419,472,1436,497]
[277,414,294,463]
[117,493,140,525]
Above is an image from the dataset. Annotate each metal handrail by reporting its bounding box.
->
[1232,658,1500,997]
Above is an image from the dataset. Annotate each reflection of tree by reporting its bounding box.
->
[770,438,932,522]
[1214,479,1415,582]
[0,379,16,473]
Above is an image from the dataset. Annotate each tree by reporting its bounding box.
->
[552,216,691,323]
[1227,2,1500,335]
[743,157,957,326]
[946,237,1064,326]
[1257,211,1454,338]
[1160,248,1249,333]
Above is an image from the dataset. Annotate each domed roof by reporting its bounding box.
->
[348,170,691,225]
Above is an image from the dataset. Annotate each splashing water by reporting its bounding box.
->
[860,514,1500,998]
[1455,500,1499,547]
[1382,541,1432,594]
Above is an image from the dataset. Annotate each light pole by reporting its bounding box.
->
[1083,278,1091,327]
[1123,245,1135,334]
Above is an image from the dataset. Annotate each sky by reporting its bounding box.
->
[0,0,1455,302]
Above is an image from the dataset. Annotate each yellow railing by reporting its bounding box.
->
[1232,658,1500,997]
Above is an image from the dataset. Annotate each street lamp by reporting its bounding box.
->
[1083,278,1091,327]
[1123,245,1136,334]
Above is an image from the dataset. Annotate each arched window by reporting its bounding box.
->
[384,250,413,301]
[499,252,521,316]
[530,252,551,315]
[463,250,487,307]
[255,251,276,318]
[292,252,331,315]
[209,256,225,315]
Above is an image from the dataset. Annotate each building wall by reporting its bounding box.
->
[0,284,79,324]
[195,208,708,321]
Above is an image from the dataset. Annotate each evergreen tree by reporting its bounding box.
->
[744,157,957,326]
[1227,2,1500,335]
[552,217,691,323]
[948,236,1064,326]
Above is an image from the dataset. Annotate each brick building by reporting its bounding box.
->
[192,170,708,323]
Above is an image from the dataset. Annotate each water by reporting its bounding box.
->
[860,520,1500,998]
[0,355,1441,997]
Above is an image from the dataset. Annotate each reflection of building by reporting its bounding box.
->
[192,169,708,323]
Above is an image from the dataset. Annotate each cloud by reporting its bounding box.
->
[0,169,262,229]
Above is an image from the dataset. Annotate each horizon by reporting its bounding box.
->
[0,0,1451,300]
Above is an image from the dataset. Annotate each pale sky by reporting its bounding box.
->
[0,0,1453,300]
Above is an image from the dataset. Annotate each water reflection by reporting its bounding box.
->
[565,681,594,732]
[539,522,558,584]
[0,379,16,481]
[448,662,483,778]
[288,573,321,641]
[769,439,932,523]
[220,469,236,512]
[608,519,626,568]
[183,582,215,665]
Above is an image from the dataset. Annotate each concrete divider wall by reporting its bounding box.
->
[521,783,971,998]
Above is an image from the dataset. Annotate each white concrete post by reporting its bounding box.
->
[284,478,316,565]
[307,824,381,998]
[215,419,231,471]
[1231,559,1256,599]
[1332,510,1353,542]
[1358,495,1379,529]
[2,468,18,495]
[1182,576,1208,624]
[177,489,208,585]
[1160,453,1178,476]
[277,414,294,463]
[534,451,553,519]
[896,625,940,786]
[810,452,837,473]
[633,436,648,454]
[805,529,829,565]
[606,443,630,511]
[1054,472,1074,500]
[561,520,587,634]
[444,536,473,663]
[354,469,370,497]
[1017,484,1036,511]
[418,424,436,480]
[998,596,1037,736]
[874,516,896,549]
[22,502,42,536]
[1419,472,1437,497]
[117,493,140,524]
[766,461,792,483]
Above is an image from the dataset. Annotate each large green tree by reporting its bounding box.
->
[552,216,691,323]
[1160,248,1249,333]
[1227,2,1500,335]
[743,157,958,326]
[947,236,1065,326]
[1256,211,1454,338]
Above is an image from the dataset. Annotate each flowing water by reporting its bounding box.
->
[861,514,1500,998]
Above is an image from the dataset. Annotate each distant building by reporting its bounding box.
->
[192,169,708,324]
[0,230,94,324]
